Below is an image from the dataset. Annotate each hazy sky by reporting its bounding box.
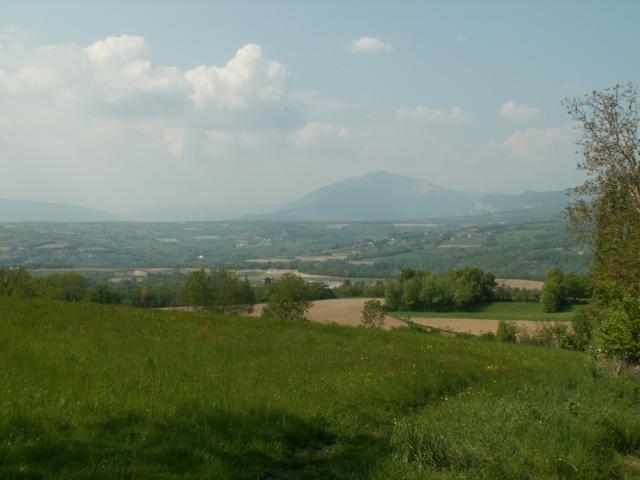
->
[1,0,639,212]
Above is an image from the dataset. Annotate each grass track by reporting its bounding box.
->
[0,298,638,479]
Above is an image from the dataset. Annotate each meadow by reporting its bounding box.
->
[395,302,583,322]
[1,298,639,479]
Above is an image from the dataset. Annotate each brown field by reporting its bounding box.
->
[295,255,348,262]
[246,258,294,264]
[348,260,375,265]
[251,298,554,335]
[496,278,544,290]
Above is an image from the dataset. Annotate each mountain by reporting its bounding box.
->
[257,171,568,221]
[0,198,117,222]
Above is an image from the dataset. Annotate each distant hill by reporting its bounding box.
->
[0,198,117,222]
[0,172,569,222]
[256,171,568,221]
[128,204,279,222]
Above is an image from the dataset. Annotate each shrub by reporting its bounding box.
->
[495,320,517,343]
[361,299,385,328]
[86,284,122,304]
[261,273,312,321]
[533,323,575,350]
[0,268,35,297]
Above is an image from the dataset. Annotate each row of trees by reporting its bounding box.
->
[540,269,591,312]
[384,267,497,312]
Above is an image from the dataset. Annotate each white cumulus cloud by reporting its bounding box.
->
[500,101,540,121]
[185,44,288,110]
[349,36,393,54]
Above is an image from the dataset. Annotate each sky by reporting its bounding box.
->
[0,0,639,213]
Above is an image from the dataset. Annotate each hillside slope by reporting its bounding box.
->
[0,198,117,222]
[0,298,638,479]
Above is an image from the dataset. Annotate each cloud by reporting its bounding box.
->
[500,101,540,121]
[501,126,571,160]
[455,33,467,44]
[349,36,393,54]
[395,105,471,124]
[0,35,290,120]
[292,123,350,146]
[185,44,289,110]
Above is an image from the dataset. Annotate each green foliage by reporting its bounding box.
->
[540,269,590,313]
[0,267,35,297]
[182,269,214,308]
[261,273,312,321]
[38,272,88,301]
[564,84,640,363]
[182,269,256,314]
[541,269,567,312]
[572,308,593,351]
[385,267,496,312]
[86,283,122,304]
[1,298,638,479]
[361,299,385,328]
[589,282,640,364]
[495,320,518,343]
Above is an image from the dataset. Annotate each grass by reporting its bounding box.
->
[394,301,583,322]
[0,298,638,479]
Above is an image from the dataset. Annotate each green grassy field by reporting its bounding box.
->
[1,298,638,479]
[394,301,583,322]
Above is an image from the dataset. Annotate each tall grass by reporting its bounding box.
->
[0,298,638,479]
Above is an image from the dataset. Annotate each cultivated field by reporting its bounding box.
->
[496,278,544,290]
[253,299,572,335]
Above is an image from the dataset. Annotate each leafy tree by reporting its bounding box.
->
[261,273,312,321]
[361,299,385,328]
[183,270,214,309]
[564,83,640,362]
[541,269,566,313]
[86,284,122,304]
[0,268,35,297]
[39,272,88,302]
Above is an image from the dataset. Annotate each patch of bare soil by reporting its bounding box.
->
[496,278,544,290]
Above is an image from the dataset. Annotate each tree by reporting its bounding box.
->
[261,273,312,321]
[361,299,385,328]
[540,269,566,313]
[183,270,214,309]
[564,83,640,291]
[86,283,122,304]
[40,272,88,302]
[564,83,640,363]
[0,268,35,297]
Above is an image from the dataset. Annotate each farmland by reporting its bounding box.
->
[0,298,638,479]
[0,214,589,282]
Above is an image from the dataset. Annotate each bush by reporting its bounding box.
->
[533,323,575,349]
[86,284,122,304]
[39,272,88,302]
[495,320,518,343]
[361,299,385,328]
[0,268,35,297]
[183,269,256,314]
[261,273,312,321]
